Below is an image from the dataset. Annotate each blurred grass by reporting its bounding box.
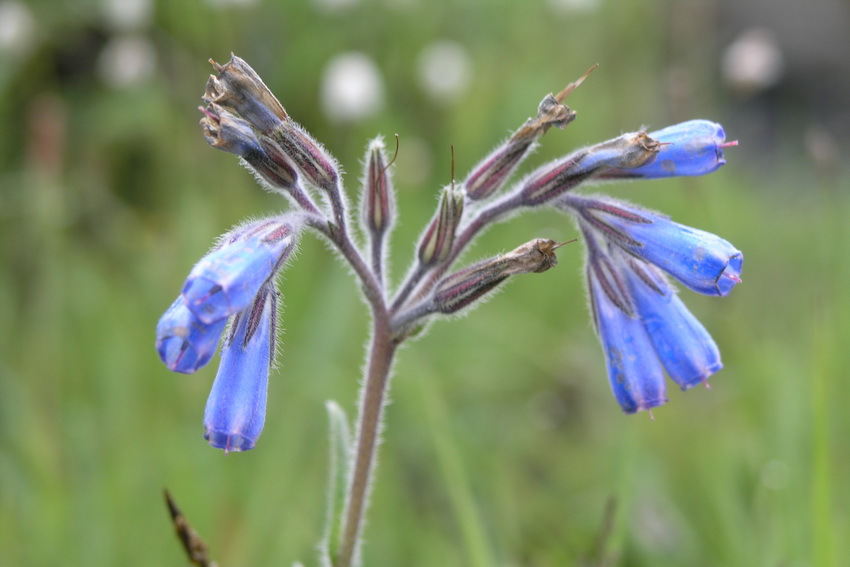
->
[1,1,849,566]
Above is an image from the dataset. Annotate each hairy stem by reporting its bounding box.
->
[336,309,397,567]
[389,264,425,312]
[306,217,384,309]
[370,235,384,288]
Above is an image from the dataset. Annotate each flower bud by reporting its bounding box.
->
[204,287,277,452]
[271,120,340,192]
[362,136,395,235]
[156,297,228,374]
[183,218,299,324]
[204,54,288,134]
[417,187,464,266]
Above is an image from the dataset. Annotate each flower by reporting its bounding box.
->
[586,244,667,413]
[182,218,298,324]
[624,257,722,390]
[203,286,277,452]
[560,195,743,296]
[156,296,228,374]
[601,119,733,178]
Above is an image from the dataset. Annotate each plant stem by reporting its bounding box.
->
[370,235,384,287]
[336,307,397,567]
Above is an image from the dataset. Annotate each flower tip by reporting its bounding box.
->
[204,429,257,452]
[620,396,669,414]
[719,140,739,148]
[715,252,744,296]
[677,360,723,391]
[157,336,197,374]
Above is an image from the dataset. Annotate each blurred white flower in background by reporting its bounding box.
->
[722,28,785,96]
[0,0,35,57]
[320,52,385,123]
[416,39,471,103]
[98,35,157,89]
[102,0,152,31]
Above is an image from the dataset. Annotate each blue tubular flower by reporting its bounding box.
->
[562,195,743,296]
[585,237,667,413]
[601,120,733,178]
[182,219,298,324]
[156,297,228,374]
[624,259,722,390]
[204,286,277,452]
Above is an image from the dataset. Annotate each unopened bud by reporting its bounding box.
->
[271,120,340,192]
[362,137,395,235]
[418,187,464,266]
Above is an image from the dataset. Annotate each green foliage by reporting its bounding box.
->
[1,1,848,566]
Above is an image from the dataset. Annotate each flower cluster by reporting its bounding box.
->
[157,55,742,454]
[156,217,299,451]
[555,121,742,413]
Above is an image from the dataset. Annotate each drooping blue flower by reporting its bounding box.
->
[561,195,743,296]
[204,286,277,452]
[586,244,668,413]
[624,258,722,390]
[601,119,732,178]
[156,296,228,374]
[182,219,298,324]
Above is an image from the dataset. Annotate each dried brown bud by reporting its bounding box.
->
[432,238,569,314]
[205,54,288,133]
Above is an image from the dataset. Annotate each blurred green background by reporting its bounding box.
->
[2,0,849,565]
